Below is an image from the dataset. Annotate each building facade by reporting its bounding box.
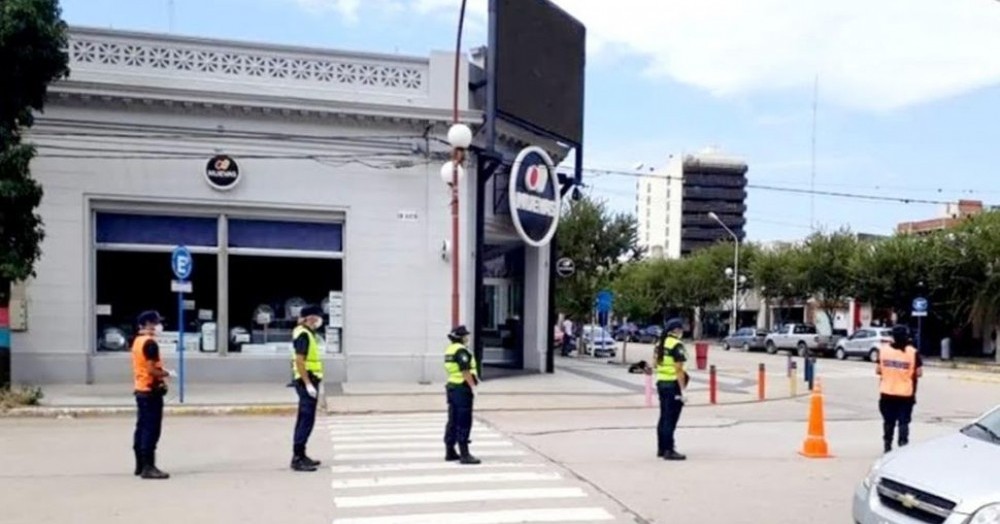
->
[636,149,748,258]
[9,27,557,385]
[896,199,984,235]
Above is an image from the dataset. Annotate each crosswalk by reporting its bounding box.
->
[325,413,626,524]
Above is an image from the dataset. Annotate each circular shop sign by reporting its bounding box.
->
[556,257,575,277]
[205,154,241,191]
[508,146,561,248]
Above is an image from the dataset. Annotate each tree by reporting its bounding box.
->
[800,229,860,329]
[555,194,643,321]
[0,0,70,386]
[611,261,658,322]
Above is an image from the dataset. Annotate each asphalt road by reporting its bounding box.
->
[1,347,996,524]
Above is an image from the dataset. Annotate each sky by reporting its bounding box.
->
[58,0,1000,241]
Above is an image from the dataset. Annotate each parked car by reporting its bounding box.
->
[764,323,835,357]
[634,325,663,344]
[581,324,617,357]
[835,327,893,362]
[853,404,1000,524]
[613,323,639,342]
[723,327,768,351]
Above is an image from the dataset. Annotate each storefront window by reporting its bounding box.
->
[95,212,220,353]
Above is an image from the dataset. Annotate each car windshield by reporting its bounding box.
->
[963,407,1000,444]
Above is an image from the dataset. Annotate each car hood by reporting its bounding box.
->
[878,432,1000,511]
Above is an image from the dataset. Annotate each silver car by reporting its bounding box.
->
[835,327,894,362]
[853,404,1000,524]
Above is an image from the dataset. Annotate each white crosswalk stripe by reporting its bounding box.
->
[326,413,628,523]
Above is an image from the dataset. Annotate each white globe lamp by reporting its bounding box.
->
[447,123,473,149]
[440,161,466,186]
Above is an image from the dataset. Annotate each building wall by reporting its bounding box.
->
[12,103,454,384]
[636,156,682,259]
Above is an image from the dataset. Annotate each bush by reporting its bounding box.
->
[0,385,44,410]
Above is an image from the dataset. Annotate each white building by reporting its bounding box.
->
[636,149,748,259]
[9,27,560,385]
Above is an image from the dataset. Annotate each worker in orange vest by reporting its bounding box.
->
[131,311,174,479]
[876,324,923,453]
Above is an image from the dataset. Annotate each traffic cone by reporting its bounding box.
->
[799,378,832,458]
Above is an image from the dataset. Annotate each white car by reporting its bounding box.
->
[835,327,893,362]
[853,404,1000,524]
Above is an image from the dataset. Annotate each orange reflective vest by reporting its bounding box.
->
[878,343,917,397]
[132,334,163,392]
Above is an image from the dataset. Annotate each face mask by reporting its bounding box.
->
[154,324,164,335]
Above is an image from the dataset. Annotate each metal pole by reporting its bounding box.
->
[733,238,740,333]
[449,0,468,329]
[178,289,185,404]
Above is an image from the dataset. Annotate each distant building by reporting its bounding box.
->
[896,200,984,235]
[636,148,748,258]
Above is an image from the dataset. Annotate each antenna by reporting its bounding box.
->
[810,74,819,232]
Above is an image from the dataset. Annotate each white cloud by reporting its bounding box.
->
[296,0,1000,112]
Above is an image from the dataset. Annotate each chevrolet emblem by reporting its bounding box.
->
[900,493,919,509]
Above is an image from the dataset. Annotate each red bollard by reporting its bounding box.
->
[758,363,766,401]
[695,342,709,371]
[709,364,717,405]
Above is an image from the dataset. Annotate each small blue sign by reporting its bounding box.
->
[171,246,193,281]
[596,290,614,314]
[912,297,928,313]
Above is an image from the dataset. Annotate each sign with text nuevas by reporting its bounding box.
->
[508,146,561,248]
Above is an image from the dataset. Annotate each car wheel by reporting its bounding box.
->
[766,341,777,354]
[797,342,809,358]
[835,347,846,360]
[869,348,880,363]
[742,343,751,352]
[724,342,731,351]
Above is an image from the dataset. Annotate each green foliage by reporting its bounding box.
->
[555,194,643,319]
[800,228,860,323]
[0,0,70,295]
[0,384,44,410]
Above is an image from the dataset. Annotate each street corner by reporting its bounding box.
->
[946,373,1000,385]
[0,403,300,419]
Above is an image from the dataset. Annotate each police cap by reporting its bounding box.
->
[449,325,470,338]
[136,310,163,326]
[891,324,910,342]
[664,318,684,333]
[299,305,324,318]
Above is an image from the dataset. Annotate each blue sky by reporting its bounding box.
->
[59,0,1000,241]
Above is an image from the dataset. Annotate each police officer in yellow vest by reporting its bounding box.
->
[444,325,481,465]
[647,318,689,461]
[876,324,923,453]
[290,305,325,472]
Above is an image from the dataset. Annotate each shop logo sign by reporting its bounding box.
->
[205,154,241,191]
[508,146,561,248]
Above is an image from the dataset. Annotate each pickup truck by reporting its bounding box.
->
[764,323,834,357]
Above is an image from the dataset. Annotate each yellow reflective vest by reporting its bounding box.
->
[291,325,324,380]
[444,342,478,385]
[656,336,686,383]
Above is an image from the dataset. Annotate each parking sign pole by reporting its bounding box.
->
[178,286,185,404]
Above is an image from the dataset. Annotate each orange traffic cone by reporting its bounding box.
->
[799,379,832,458]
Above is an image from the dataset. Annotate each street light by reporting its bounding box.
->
[442,123,473,328]
[708,211,740,334]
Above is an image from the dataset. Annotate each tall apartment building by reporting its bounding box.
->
[636,149,748,258]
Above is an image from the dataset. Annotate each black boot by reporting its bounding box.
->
[290,456,318,472]
[445,447,460,461]
[663,450,687,461]
[140,453,170,479]
[301,455,322,467]
[884,441,892,453]
[459,444,481,465]
[133,449,143,476]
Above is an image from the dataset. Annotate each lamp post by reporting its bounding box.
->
[709,211,740,334]
[441,125,472,328]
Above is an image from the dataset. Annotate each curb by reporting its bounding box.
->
[0,391,812,418]
[0,404,298,418]
[922,361,1000,373]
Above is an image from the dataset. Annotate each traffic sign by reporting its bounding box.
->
[596,290,614,314]
[912,297,928,317]
[171,246,193,281]
[556,258,575,278]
